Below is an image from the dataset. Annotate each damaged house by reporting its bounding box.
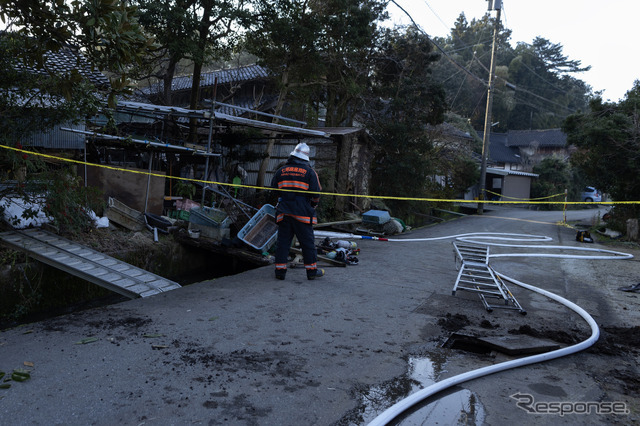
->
[2,42,374,238]
[109,64,374,218]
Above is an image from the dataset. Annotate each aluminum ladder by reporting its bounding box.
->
[452,242,526,314]
[0,228,181,299]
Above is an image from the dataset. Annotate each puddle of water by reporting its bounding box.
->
[392,387,484,426]
[356,352,485,425]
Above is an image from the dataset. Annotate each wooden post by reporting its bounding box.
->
[335,133,354,213]
[627,219,638,241]
[563,188,567,224]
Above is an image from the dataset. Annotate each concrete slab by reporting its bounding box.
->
[444,332,561,356]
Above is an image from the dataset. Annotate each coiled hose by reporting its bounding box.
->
[314,231,633,425]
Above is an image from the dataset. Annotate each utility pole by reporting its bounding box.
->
[477,0,502,214]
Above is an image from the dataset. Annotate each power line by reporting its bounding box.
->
[422,0,450,33]
[390,0,584,117]
[389,0,488,87]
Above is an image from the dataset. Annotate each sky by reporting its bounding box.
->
[386,0,640,102]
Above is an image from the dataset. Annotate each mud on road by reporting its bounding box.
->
[1,207,639,425]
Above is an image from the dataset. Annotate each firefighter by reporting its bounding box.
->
[271,142,324,280]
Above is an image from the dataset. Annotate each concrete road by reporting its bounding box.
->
[1,207,638,425]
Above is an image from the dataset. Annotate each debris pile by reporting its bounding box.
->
[356,209,406,236]
[317,237,359,265]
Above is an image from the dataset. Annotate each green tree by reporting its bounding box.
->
[365,27,446,203]
[245,0,386,186]
[506,37,590,130]
[132,0,201,105]
[183,0,250,111]
[564,80,640,222]
[0,0,151,232]
[133,0,250,145]
[244,0,326,186]
[530,157,578,210]
[430,13,591,131]
[437,154,479,199]
[317,0,387,127]
[1,0,154,103]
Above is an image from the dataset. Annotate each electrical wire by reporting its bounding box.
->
[391,0,587,118]
[421,0,450,34]
[389,0,488,87]
[479,2,587,106]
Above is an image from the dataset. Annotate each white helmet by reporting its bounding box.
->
[290,142,310,161]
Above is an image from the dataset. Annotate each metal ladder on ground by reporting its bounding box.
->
[0,228,181,299]
[452,241,526,315]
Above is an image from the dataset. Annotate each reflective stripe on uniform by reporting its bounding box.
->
[278,180,310,190]
[276,213,317,225]
[287,214,316,224]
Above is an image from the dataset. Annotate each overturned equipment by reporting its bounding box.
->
[452,242,526,314]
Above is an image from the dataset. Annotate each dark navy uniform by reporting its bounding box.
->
[271,152,322,280]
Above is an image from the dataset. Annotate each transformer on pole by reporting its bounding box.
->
[487,0,502,10]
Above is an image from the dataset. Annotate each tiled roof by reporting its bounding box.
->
[15,45,110,88]
[506,129,567,148]
[478,131,521,163]
[140,64,269,95]
[490,132,521,163]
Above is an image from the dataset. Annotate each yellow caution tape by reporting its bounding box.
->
[483,188,565,201]
[1,144,636,206]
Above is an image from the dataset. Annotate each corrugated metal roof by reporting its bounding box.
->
[487,168,538,178]
[23,122,86,149]
[61,127,220,156]
[113,101,330,138]
[311,127,364,136]
[508,170,539,177]
[115,101,212,119]
[506,129,567,148]
[211,100,305,125]
[215,112,330,138]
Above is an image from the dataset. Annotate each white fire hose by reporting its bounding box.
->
[315,230,633,425]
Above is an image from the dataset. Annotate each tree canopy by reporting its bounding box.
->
[244,0,387,186]
[0,1,604,215]
[1,0,154,101]
[365,27,447,200]
[132,0,250,112]
[431,13,592,132]
[564,80,640,218]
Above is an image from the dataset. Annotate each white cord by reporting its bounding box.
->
[366,232,632,425]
